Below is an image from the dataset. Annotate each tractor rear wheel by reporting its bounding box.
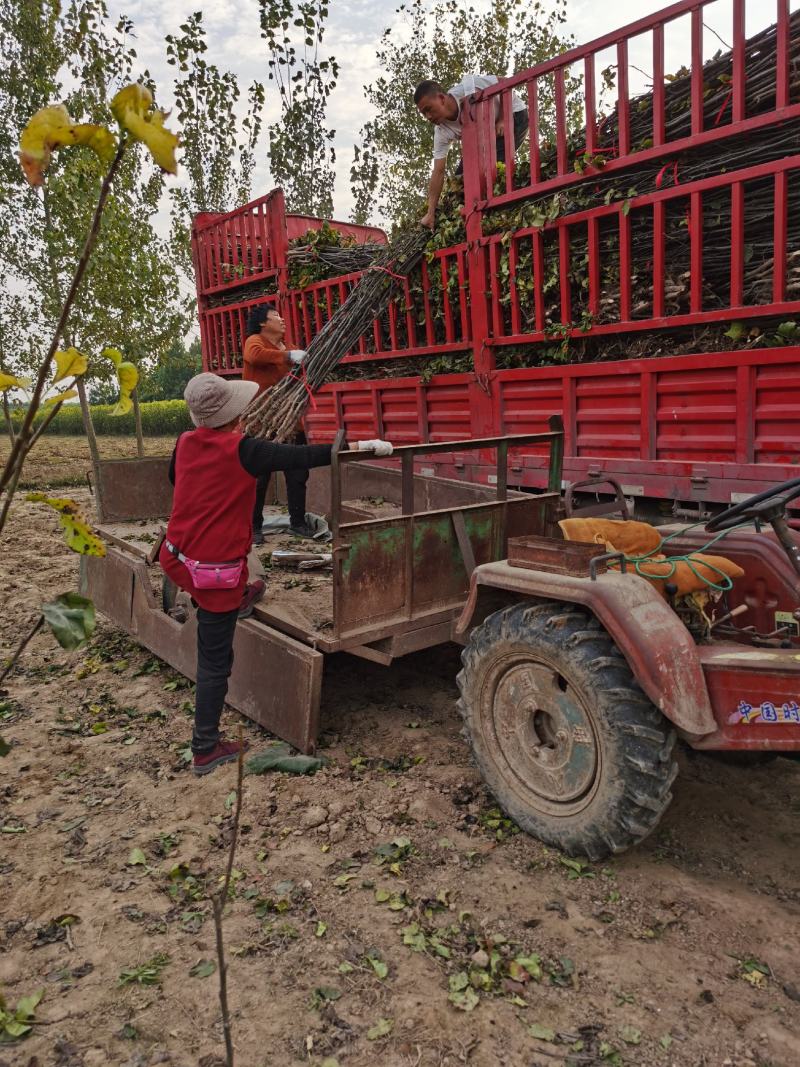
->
[457,601,678,859]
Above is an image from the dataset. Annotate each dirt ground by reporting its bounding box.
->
[2,480,800,1067]
[0,435,175,488]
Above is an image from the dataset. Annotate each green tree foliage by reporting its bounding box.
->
[350,0,576,222]
[89,337,199,404]
[258,1,339,216]
[166,11,265,276]
[0,0,188,385]
[133,339,200,402]
[350,119,380,225]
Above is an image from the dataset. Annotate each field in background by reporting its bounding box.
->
[9,398,191,437]
[0,434,176,488]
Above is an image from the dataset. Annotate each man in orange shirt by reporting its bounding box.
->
[243,305,312,544]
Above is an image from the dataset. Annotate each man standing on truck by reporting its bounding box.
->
[414,74,528,228]
[161,371,393,775]
[243,305,314,544]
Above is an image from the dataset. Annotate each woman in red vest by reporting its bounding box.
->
[161,372,391,775]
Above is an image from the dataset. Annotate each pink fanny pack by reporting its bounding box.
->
[166,539,245,590]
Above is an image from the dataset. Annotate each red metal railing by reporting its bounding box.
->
[199,294,279,374]
[483,155,800,346]
[192,190,387,300]
[285,244,472,364]
[192,191,286,297]
[198,244,472,375]
[308,345,800,500]
[463,0,799,209]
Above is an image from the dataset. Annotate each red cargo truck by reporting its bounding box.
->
[192,0,800,514]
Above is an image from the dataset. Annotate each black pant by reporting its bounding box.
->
[252,430,310,531]
[193,606,239,753]
[455,108,529,175]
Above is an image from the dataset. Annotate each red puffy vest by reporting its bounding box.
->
[160,427,256,612]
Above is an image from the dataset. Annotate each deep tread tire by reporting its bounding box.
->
[457,601,678,859]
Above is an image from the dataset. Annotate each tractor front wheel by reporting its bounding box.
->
[457,601,678,859]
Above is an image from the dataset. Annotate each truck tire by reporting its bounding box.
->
[457,601,678,859]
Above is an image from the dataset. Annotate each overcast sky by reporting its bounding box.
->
[109,0,786,226]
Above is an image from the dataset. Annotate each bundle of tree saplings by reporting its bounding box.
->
[242,227,429,440]
[287,235,383,289]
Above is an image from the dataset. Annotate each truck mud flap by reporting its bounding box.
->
[82,550,323,754]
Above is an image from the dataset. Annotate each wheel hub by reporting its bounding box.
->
[490,659,599,806]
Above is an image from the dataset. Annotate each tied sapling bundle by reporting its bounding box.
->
[287,240,383,279]
[242,227,429,441]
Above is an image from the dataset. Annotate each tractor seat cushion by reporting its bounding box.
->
[558,518,744,596]
[559,517,662,557]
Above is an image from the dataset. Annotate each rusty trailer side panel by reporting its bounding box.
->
[328,424,564,644]
[81,550,323,753]
[333,496,558,640]
[92,457,173,523]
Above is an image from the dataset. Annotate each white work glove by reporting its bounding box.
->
[357,439,393,457]
[288,349,307,365]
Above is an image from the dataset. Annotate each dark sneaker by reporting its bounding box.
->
[289,521,317,539]
[252,526,264,546]
[192,739,249,776]
[238,579,266,619]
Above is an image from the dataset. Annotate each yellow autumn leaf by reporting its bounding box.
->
[25,493,106,557]
[19,104,116,186]
[110,83,152,124]
[110,360,138,417]
[124,109,179,174]
[53,347,88,384]
[101,346,124,367]
[0,372,30,393]
[117,362,138,392]
[741,969,767,988]
[44,389,78,406]
[111,83,178,175]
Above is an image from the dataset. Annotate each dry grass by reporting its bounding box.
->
[0,433,175,488]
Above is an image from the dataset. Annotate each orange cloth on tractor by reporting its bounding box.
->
[633,554,744,593]
[558,517,744,597]
[558,517,661,557]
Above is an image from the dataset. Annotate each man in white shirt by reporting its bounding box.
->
[414,74,529,227]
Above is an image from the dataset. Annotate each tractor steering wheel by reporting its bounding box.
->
[705,476,800,532]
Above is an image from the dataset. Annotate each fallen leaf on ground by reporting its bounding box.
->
[529,1023,556,1041]
[366,1017,393,1040]
[246,743,324,776]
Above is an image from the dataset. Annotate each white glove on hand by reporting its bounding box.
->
[357,439,393,457]
[288,349,307,365]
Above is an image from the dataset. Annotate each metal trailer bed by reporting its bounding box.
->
[81,421,564,753]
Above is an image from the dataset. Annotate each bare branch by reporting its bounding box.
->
[210,724,245,1067]
[0,140,128,526]
[0,615,44,686]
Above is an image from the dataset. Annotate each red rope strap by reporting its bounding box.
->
[369,262,408,283]
[655,160,680,188]
[288,362,317,410]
